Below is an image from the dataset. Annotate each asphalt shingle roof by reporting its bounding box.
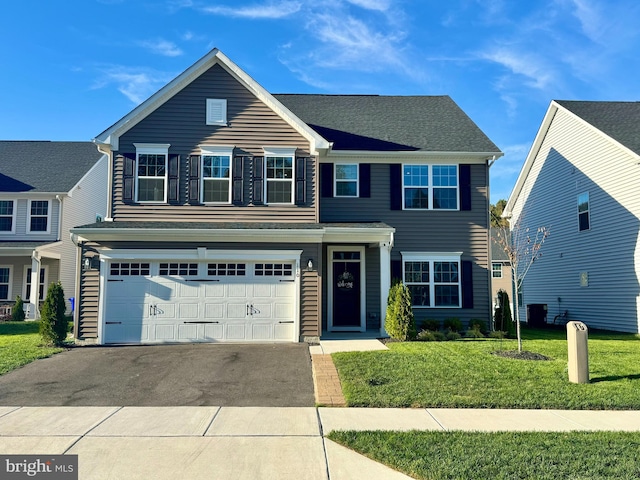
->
[555,101,640,157]
[490,229,510,262]
[73,221,392,230]
[275,94,501,153]
[0,141,103,193]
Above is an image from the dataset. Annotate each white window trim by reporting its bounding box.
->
[402,252,462,308]
[0,200,16,234]
[401,164,460,211]
[334,163,359,198]
[264,147,296,205]
[134,143,170,204]
[0,265,12,301]
[23,265,47,302]
[27,199,51,234]
[578,191,590,231]
[200,145,234,204]
[206,99,227,126]
[492,262,503,278]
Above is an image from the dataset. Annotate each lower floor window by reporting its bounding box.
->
[0,267,10,300]
[403,255,461,308]
[25,267,46,301]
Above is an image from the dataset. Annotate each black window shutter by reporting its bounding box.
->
[122,154,135,204]
[391,259,402,283]
[320,163,334,198]
[461,260,474,308]
[188,155,200,204]
[359,163,371,198]
[390,164,402,210]
[232,156,244,205]
[168,154,180,204]
[295,157,307,205]
[459,164,471,211]
[252,156,264,205]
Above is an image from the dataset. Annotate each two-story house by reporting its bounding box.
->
[505,100,640,333]
[0,141,107,317]
[71,49,502,344]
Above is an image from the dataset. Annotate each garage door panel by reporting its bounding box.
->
[253,284,272,297]
[177,324,198,340]
[203,324,224,340]
[228,284,247,297]
[226,324,246,340]
[178,283,200,298]
[204,303,224,319]
[275,283,294,297]
[204,284,224,297]
[105,323,149,344]
[251,303,272,319]
[227,303,247,319]
[274,323,294,340]
[251,324,272,340]
[274,303,294,319]
[178,303,199,319]
[154,324,176,341]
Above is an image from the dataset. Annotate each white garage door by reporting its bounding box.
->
[103,261,297,344]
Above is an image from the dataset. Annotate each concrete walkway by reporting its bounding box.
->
[2,406,640,479]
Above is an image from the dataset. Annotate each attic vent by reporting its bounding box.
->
[206,99,227,125]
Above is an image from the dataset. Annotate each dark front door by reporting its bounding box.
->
[332,259,361,328]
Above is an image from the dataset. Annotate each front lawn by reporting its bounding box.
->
[0,322,64,375]
[332,328,640,409]
[328,430,640,480]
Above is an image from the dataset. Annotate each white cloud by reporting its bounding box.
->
[480,47,553,90]
[92,66,173,104]
[139,39,183,57]
[200,1,302,18]
[569,0,604,43]
[345,0,392,11]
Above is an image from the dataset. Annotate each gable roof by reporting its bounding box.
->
[555,100,640,157]
[505,100,640,217]
[275,94,502,154]
[0,141,104,193]
[94,48,329,153]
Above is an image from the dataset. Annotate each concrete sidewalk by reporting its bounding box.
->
[2,406,640,479]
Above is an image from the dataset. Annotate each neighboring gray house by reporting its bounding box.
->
[71,48,502,345]
[0,141,107,317]
[490,228,512,313]
[505,100,640,333]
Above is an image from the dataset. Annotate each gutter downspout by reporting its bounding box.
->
[94,142,114,221]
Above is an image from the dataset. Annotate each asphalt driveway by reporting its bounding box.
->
[0,344,315,407]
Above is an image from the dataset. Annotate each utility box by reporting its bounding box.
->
[567,321,589,384]
[527,304,547,327]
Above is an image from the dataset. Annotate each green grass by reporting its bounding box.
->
[0,322,64,375]
[332,327,640,409]
[328,430,640,480]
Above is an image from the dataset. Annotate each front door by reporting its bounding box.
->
[329,247,365,332]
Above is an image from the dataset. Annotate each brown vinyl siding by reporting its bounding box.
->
[113,63,316,223]
[321,162,490,326]
[77,244,100,339]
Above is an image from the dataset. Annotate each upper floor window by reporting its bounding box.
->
[264,148,295,204]
[206,99,227,126]
[403,164,458,210]
[492,262,502,278]
[0,200,15,233]
[0,266,10,300]
[201,146,233,204]
[578,192,590,231]
[403,253,461,308]
[28,200,50,233]
[334,164,358,197]
[135,144,169,203]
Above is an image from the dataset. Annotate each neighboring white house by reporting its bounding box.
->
[504,100,640,333]
[0,141,107,317]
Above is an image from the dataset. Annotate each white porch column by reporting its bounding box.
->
[379,241,392,337]
[28,252,41,319]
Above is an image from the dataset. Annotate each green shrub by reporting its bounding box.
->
[468,318,488,334]
[494,290,515,337]
[39,282,68,346]
[11,295,25,322]
[416,330,436,342]
[465,325,485,338]
[445,330,462,341]
[432,331,446,341]
[385,282,416,341]
[443,317,463,332]
[420,319,440,331]
[489,330,507,339]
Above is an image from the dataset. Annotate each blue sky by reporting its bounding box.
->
[2,0,639,202]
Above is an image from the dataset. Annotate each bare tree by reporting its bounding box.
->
[492,212,549,352]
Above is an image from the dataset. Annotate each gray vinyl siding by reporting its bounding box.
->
[113,63,316,223]
[0,257,59,304]
[77,244,100,339]
[3,198,60,241]
[321,162,491,326]
[77,241,321,341]
[510,108,640,333]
